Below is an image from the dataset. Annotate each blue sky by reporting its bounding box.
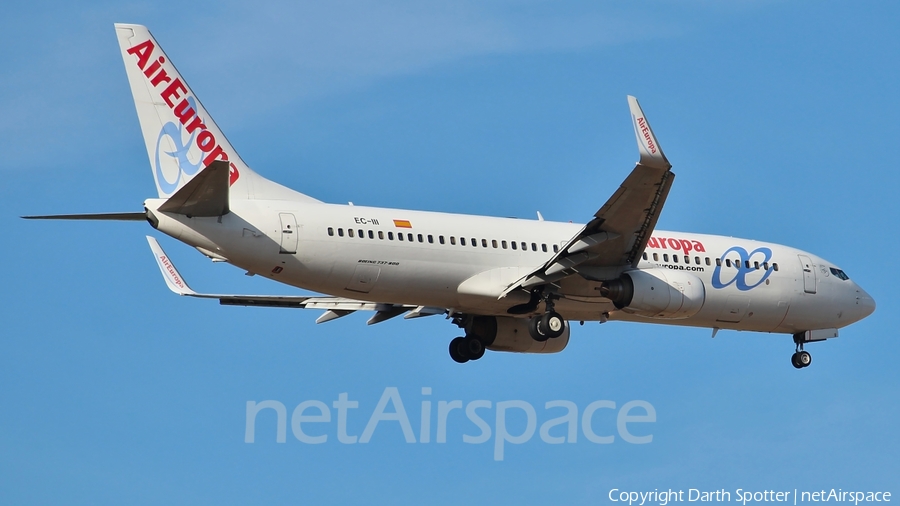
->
[2,1,898,504]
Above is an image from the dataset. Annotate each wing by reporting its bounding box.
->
[505,96,673,296]
[146,236,446,325]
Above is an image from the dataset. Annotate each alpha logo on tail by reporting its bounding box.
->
[124,38,240,194]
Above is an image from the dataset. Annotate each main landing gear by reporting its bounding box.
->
[528,310,566,341]
[449,336,485,363]
[506,287,568,342]
[447,314,492,364]
[527,294,567,342]
[791,334,812,369]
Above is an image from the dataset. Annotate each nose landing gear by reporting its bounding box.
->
[791,350,812,369]
[791,334,812,369]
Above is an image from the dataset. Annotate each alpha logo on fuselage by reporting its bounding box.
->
[712,246,774,291]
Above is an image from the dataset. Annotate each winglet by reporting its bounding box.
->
[628,96,670,170]
[146,236,197,295]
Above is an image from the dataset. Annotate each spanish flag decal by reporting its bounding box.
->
[393,219,412,229]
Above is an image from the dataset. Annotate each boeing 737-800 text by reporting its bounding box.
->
[25,24,875,368]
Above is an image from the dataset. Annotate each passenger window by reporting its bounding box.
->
[685,255,690,263]
[439,236,445,244]
[642,252,648,260]
[725,259,731,267]
[338,228,344,237]
[418,234,424,243]
[492,240,498,248]
[450,236,456,245]
[327,227,334,236]
[358,229,364,238]
[397,233,403,241]
[673,255,679,263]
[348,229,355,238]
[461,237,466,246]
[695,256,700,265]
[542,244,548,252]
[521,242,527,250]
[408,233,414,242]
[502,240,508,249]
[388,232,394,240]
[532,243,537,251]
[763,262,769,270]
[754,261,759,269]
[511,241,517,250]
[553,245,559,253]
[472,238,477,247]
[482,239,488,248]
[378,231,384,240]
[428,235,434,244]
[653,253,659,261]
[664,254,669,262]
[716,258,721,266]
[705,257,710,266]
[744,260,750,269]
[773,263,779,271]
[368,230,374,239]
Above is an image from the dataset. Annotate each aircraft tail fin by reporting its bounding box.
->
[114,24,320,203]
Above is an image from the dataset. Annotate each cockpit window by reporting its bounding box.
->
[830,267,850,281]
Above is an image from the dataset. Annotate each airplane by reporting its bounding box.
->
[25,24,876,369]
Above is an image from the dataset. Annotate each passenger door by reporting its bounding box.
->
[279,213,298,254]
[798,254,816,294]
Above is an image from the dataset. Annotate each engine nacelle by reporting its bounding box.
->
[467,316,569,354]
[601,269,706,319]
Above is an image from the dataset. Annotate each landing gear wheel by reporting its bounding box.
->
[449,336,485,363]
[528,315,549,342]
[541,311,566,338]
[791,350,812,369]
[449,337,469,363]
[464,336,485,360]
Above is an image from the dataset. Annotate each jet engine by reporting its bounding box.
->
[467,316,569,353]
[600,269,705,319]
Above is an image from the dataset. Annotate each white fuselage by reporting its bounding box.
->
[146,198,875,335]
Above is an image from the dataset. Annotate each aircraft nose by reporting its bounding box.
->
[852,285,876,320]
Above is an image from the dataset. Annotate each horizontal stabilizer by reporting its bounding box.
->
[22,212,147,221]
[158,160,230,217]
